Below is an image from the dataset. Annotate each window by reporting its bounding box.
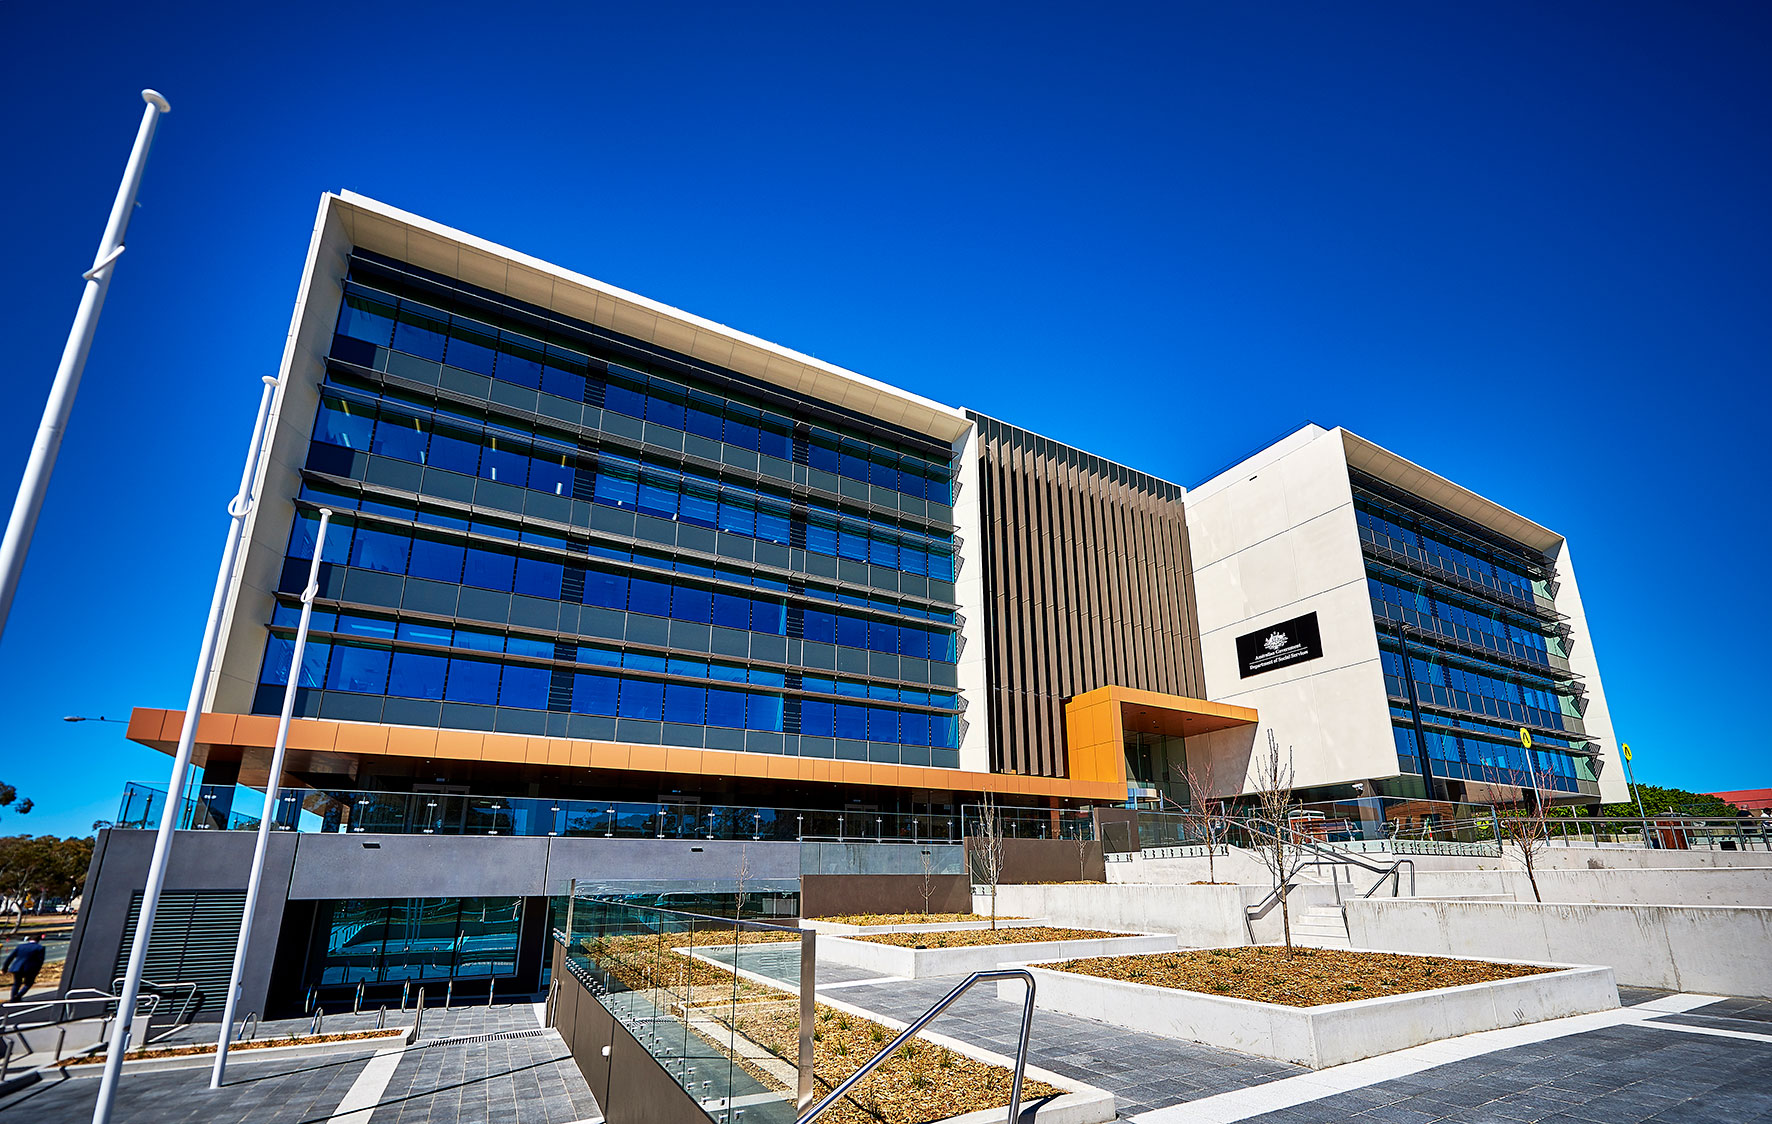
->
[445,658,500,705]
[717,496,755,536]
[679,485,718,528]
[350,528,409,574]
[663,683,706,724]
[711,592,751,630]
[801,699,834,737]
[499,664,551,710]
[572,673,618,716]
[618,678,664,720]
[747,693,783,732]
[260,637,330,688]
[604,379,646,419]
[637,476,677,519]
[372,413,428,463]
[445,316,499,376]
[480,438,528,486]
[706,688,746,729]
[514,557,563,600]
[672,585,712,624]
[428,427,482,475]
[494,331,545,389]
[408,537,464,584]
[326,645,390,694]
[836,615,866,649]
[752,598,786,635]
[867,620,898,655]
[626,576,670,617]
[834,704,867,740]
[393,303,449,361]
[529,451,572,496]
[594,462,638,509]
[803,609,836,644]
[646,391,686,431]
[388,652,447,699]
[337,290,396,345]
[462,549,515,592]
[315,399,375,450]
[583,569,628,610]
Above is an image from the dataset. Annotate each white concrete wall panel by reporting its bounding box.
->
[950,420,991,773]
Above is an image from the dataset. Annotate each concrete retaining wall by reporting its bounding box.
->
[1002,959,1618,1068]
[1346,898,1772,998]
[1408,866,1772,906]
[979,884,1248,947]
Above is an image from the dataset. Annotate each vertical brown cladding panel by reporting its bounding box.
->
[968,413,1204,778]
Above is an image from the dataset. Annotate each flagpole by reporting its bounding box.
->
[0,90,170,644]
[211,508,331,1088]
[90,375,279,1124]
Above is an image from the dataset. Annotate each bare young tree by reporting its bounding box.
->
[918,846,937,918]
[1178,754,1222,884]
[1497,765,1557,902]
[968,792,1006,929]
[1251,730,1299,953]
[732,842,752,920]
[1075,820,1092,883]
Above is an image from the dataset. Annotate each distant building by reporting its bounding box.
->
[1711,789,1772,812]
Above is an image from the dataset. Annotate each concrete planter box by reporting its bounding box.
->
[1001,953,1617,1068]
[801,916,1050,937]
[820,931,1178,979]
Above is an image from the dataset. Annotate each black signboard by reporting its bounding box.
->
[1235,612,1324,679]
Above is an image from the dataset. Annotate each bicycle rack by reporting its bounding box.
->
[796,968,1035,1124]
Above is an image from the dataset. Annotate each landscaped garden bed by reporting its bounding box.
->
[1005,946,1618,1068]
[574,933,1112,1124]
[819,927,1178,979]
[802,912,1041,937]
[58,1028,407,1068]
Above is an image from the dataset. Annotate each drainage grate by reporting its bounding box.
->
[418,1028,551,1048]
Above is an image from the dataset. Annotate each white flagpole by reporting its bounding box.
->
[0,90,170,644]
[90,374,280,1124]
[211,508,331,1088]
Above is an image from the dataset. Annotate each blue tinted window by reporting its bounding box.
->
[637,477,677,519]
[867,621,898,655]
[604,380,646,419]
[327,645,390,694]
[628,577,671,617]
[392,304,448,361]
[506,635,553,659]
[445,318,499,376]
[350,528,409,574]
[672,585,712,624]
[724,407,759,452]
[712,592,751,630]
[809,441,838,473]
[706,688,746,728]
[495,333,544,389]
[572,673,619,716]
[685,402,723,441]
[622,651,666,673]
[803,609,836,644]
[288,511,352,563]
[335,614,395,640]
[759,422,792,461]
[315,399,375,450]
[389,652,447,699]
[663,683,706,724]
[371,413,428,463]
[481,439,528,486]
[868,536,897,568]
[462,549,515,592]
[428,428,482,475]
[801,700,835,737]
[530,451,572,497]
[901,546,927,576]
[899,626,929,661]
[338,290,396,345]
[869,456,898,490]
[752,599,786,635]
[646,393,686,431]
[837,526,867,561]
[499,664,550,709]
[594,464,638,509]
[679,486,718,528]
[900,712,930,746]
[717,497,754,536]
[838,446,868,482]
[836,615,866,649]
[747,693,783,732]
[514,557,563,599]
[618,678,664,720]
[928,550,954,582]
[261,637,330,688]
[867,707,897,741]
[541,364,584,401]
[453,629,503,653]
[445,658,500,704]
[398,621,453,646]
[408,537,464,583]
[583,569,628,610]
[757,508,790,545]
[834,704,867,740]
[805,520,837,556]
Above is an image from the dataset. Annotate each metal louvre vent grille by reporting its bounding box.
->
[113,890,247,1015]
[418,1028,549,1048]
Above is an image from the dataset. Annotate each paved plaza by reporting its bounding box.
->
[3,976,1769,1122]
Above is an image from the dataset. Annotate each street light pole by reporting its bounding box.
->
[0,90,171,645]
[211,508,331,1088]
[90,376,279,1124]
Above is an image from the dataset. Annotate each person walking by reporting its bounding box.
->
[5,935,46,1002]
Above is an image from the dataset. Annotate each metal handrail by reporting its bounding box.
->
[1237,818,1417,894]
[796,968,1036,1124]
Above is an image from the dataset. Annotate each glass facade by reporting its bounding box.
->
[250,252,963,768]
[311,896,523,985]
[1354,474,1599,798]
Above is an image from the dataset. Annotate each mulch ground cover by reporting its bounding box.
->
[578,931,1064,1123]
[1047,946,1554,1006]
[855,926,1120,948]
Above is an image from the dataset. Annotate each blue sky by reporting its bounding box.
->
[1,2,1767,837]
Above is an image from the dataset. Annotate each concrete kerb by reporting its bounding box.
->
[48,1023,415,1076]
[994,951,1618,1069]
[680,945,1118,1123]
[818,931,1180,978]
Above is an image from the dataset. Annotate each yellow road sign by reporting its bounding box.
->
[1623,742,1632,762]
[1519,727,1532,750]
